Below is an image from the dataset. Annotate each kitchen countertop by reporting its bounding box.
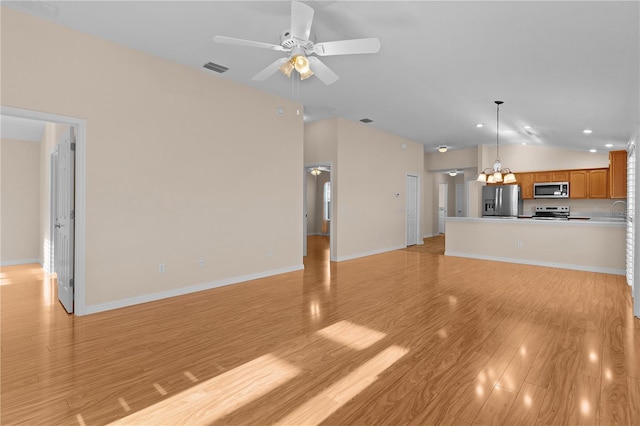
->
[447,216,626,227]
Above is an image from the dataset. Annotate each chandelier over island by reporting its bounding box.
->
[477,101,516,184]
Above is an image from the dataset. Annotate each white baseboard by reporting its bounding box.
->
[444,251,625,276]
[1,258,41,267]
[422,233,440,239]
[334,245,406,262]
[82,264,304,315]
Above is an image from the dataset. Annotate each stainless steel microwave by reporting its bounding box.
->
[534,182,569,198]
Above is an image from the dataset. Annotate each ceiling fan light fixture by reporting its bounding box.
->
[279,59,294,78]
[293,54,310,73]
[300,68,314,80]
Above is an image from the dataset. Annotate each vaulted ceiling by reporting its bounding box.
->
[3,1,639,153]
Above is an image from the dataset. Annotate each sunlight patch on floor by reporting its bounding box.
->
[107,354,300,425]
[274,345,409,425]
[316,320,387,350]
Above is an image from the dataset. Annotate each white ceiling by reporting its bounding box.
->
[4,1,639,153]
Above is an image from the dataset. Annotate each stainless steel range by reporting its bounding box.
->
[533,206,570,220]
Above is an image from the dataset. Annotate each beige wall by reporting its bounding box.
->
[1,139,41,264]
[335,118,423,259]
[445,218,625,274]
[2,7,303,310]
[481,143,609,171]
[305,118,423,259]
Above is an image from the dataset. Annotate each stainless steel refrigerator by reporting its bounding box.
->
[482,185,522,217]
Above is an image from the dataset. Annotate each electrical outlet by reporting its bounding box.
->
[159,263,166,273]
[198,257,205,267]
[267,249,273,257]
[517,241,523,248]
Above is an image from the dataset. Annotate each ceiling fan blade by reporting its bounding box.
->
[214,35,286,52]
[308,56,339,85]
[290,1,314,41]
[252,57,290,81]
[314,38,381,56]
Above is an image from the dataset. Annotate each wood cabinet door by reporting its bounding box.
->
[534,172,551,183]
[520,173,534,199]
[551,171,569,182]
[589,169,608,198]
[609,150,627,198]
[569,170,588,198]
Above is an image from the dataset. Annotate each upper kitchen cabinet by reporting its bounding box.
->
[589,168,608,198]
[609,150,627,198]
[534,172,551,183]
[519,173,534,199]
[570,170,588,198]
[551,171,569,181]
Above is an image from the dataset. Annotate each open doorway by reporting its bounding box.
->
[304,163,332,265]
[1,106,86,315]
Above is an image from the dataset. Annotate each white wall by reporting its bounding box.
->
[1,139,41,265]
[2,7,304,311]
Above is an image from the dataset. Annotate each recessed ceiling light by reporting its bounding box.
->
[605,143,613,148]
[522,142,527,145]
[589,149,597,153]
[523,125,532,129]
[476,123,484,128]
[583,129,593,134]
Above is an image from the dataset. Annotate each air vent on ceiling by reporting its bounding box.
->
[360,118,373,123]
[203,62,229,73]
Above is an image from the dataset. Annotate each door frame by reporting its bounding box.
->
[405,173,421,246]
[303,162,333,261]
[2,105,87,315]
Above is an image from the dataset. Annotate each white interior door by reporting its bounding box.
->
[406,175,418,246]
[438,182,448,234]
[54,127,75,313]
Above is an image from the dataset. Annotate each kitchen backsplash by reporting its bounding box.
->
[523,198,627,218]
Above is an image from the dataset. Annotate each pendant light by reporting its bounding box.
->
[477,101,516,184]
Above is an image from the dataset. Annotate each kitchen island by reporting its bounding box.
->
[445,217,626,274]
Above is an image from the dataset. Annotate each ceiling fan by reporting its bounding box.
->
[213,1,381,85]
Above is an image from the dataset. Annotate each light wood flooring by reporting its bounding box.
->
[2,235,639,425]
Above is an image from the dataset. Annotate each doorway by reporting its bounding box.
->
[1,106,86,315]
[304,163,332,262]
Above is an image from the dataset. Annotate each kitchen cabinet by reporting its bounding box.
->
[570,170,588,199]
[534,172,551,183]
[519,173,534,199]
[609,150,627,198]
[551,171,569,181]
[589,168,608,198]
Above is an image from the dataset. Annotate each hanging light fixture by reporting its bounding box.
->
[448,170,458,177]
[477,101,516,184]
[279,47,314,81]
[310,168,321,176]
